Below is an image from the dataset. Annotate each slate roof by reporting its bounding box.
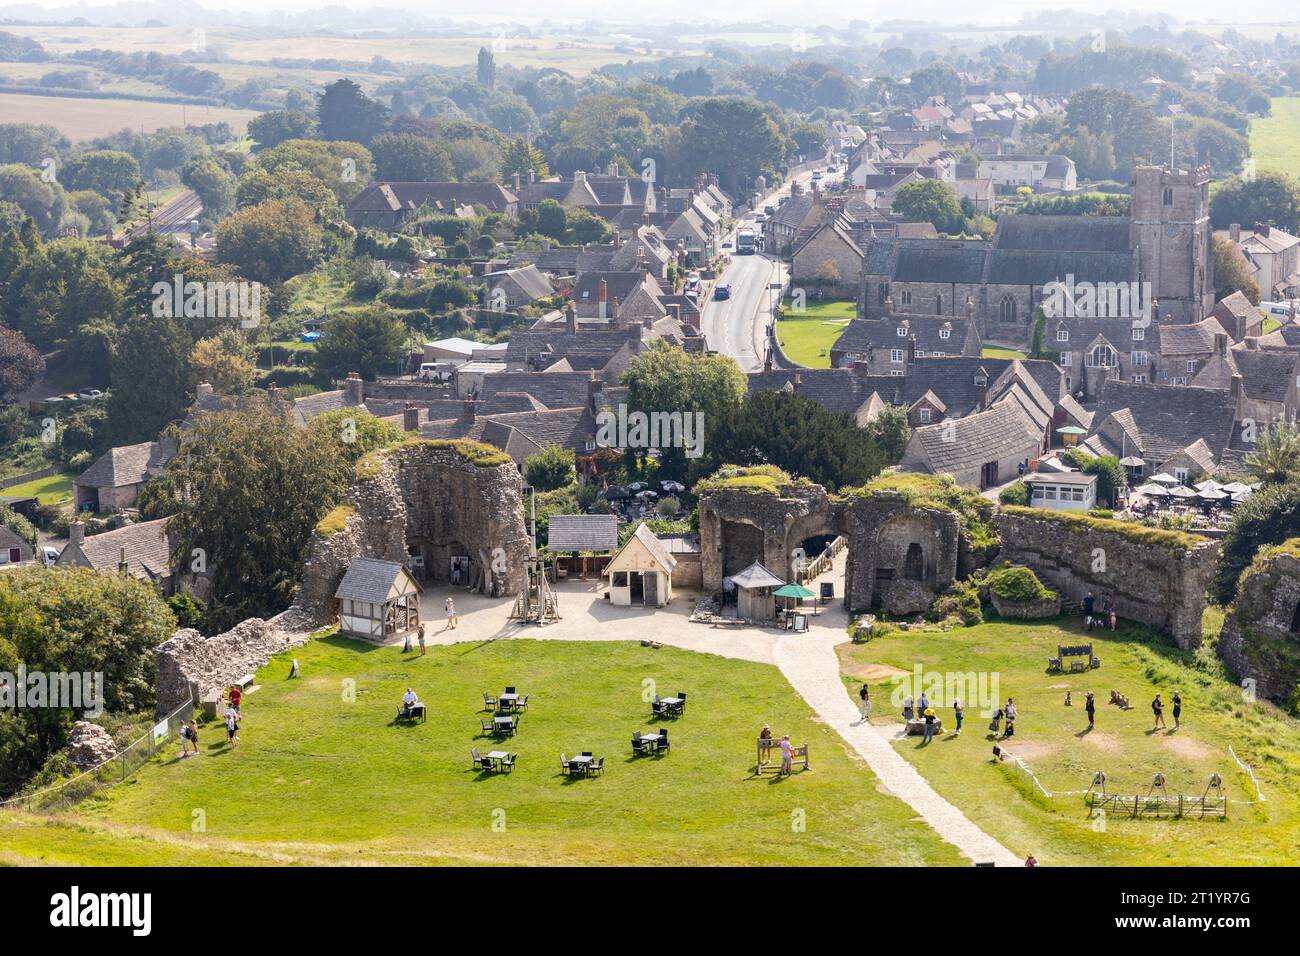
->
[848,356,1063,416]
[833,315,971,356]
[730,561,783,589]
[1159,318,1227,356]
[547,514,620,552]
[422,406,596,461]
[864,239,988,283]
[1090,380,1238,464]
[1255,324,1300,349]
[746,369,876,416]
[984,249,1132,285]
[507,245,583,274]
[347,182,517,216]
[907,397,1042,474]
[73,518,173,579]
[1051,317,1160,351]
[477,371,599,410]
[335,557,415,604]
[76,440,174,489]
[483,264,552,301]
[1234,350,1297,403]
[504,329,641,367]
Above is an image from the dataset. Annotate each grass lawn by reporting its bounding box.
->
[777,298,855,368]
[839,617,1300,866]
[2,471,74,505]
[1251,96,1300,177]
[0,635,961,867]
[982,346,1028,360]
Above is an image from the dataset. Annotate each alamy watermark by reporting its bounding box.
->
[1041,276,1152,324]
[595,403,704,459]
[152,274,262,329]
[1,666,104,717]
[889,664,1000,718]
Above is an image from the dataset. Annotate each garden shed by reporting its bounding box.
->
[335,558,423,642]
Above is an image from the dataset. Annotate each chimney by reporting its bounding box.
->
[1254,223,1271,238]
[118,547,129,577]
[528,168,535,184]
[607,160,618,176]
[611,296,621,321]
[1215,332,1227,356]
[463,396,477,422]
[793,371,802,392]
[574,169,586,186]
[666,302,680,324]
[852,360,871,379]
[565,300,577,334]
[196,382,214,398]
[1244,336,1259,350]
[402,402,419,432]
[966,295,975,321]
[266,380,281,402]
[907,336,916,364]
[587,371,603,414]
[69,520,84,547]
[344,372,364,406]
[1229,222,1240,243]
[598,279,607,319]
[1230,373,1242,400]
[764,355,773,375]
[612,228,621,250]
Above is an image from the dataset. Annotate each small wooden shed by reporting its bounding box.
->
[730,561,785,622]
[605,523,678,607]
[336,557,423,641]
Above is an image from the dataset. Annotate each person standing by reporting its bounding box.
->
[922,707,936,743]
[180,720,194,757]
[417,623,427,656]
[225,709,238,749]
[1085,691,1096,730]
[902,694,914,721]
[952,699,964,736]
[1004,698,1017,738]
[444,596,458,630]
[858,685,871,723]
[779,734,793,776]
[1152,693,1166,730]
[229,684,242,715]
[1171,690,1182,729]
[1083,591,1095,631]
[917,690,931,717]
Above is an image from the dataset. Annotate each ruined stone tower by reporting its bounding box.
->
[1130,163,1214,323]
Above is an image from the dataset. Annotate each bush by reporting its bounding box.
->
[523,444,575,492]
[1211,482,1300,604]
[928,580,983,626]
[985,565,1055,603]
[166,592,205,629]
[656,495,681,516]
[998,481,1030,506]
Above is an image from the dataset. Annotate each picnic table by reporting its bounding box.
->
[638,733,663,751]
[493,714,518,735]
[568,754,594,774]
[660,696,684,715]
[499,693,520,708]
[486,750,510,768]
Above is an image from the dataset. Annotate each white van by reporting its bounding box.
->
[1259,301,1298,320]
[417,362,454,382]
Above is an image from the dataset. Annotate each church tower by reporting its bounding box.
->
[1130,164,1214,323]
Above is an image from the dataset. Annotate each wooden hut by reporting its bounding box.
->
[335,558,422,641]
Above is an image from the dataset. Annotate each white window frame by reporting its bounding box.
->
[897,326,907,337]
[919,408,932,423]
[1060,352,1071,367]
[1056,329,1069,342]
[1186,360,1197,373]
[1132,327,1145,341]
[1132,350,1148,366]
[890,348,905,363]
[939,328,951,340]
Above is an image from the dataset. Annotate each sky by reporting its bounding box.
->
[2,0,1293,27]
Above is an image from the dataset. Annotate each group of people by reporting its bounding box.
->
[988,698,1017,738]
[1069,688,1181,731]
[178,684,245,759]
[758,724,798,775]
[1082,591,1117,631]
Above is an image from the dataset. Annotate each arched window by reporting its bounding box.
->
[999,294,1017,324]
[1088,344,1117,368]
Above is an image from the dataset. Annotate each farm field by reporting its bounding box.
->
[839,616,1300,866]
[0,636,961,867]
[1251,96,1300,178]
[0,92,261,141]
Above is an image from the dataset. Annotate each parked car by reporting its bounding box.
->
[78,389,103,400]
[42,546,60,567]
[60,393,79,402]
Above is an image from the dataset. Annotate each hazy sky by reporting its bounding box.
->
[4,0,1291,27]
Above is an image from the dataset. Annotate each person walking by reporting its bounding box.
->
[1152,693,1166,730]
[779,734,794,776]
[417,623,427,656]
[1003,698,1017,738]
[188,720,200,755]
[1171,690,1182,729]
[180,720,194,757]
[1085,691,1095,730]
[952,699,964,736]
[989,705,1003,735]
[225,709,238,750]
[444,597,458,630]
[1105,594,1117,631]
[857,685,871,723]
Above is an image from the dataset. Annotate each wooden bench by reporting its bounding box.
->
[756,738,810,774]
[200,690,223,719]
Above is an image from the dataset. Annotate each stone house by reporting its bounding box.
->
[1209,291,1264,341]
[345,181,518,229]
[977,154,1077,192]
[791,219,864,295]
[1048,317,1162,397]
[74,439,174,513]
[55,518,204,598]
[604,522,678,608]
[481,264,552,309]
[1223,222,1300,301]
[0,526,33,565]
[829,310,981,372]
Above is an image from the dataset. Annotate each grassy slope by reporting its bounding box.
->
[839,617,1300,866]
[982,346,1028,360]
[0,636,961,867]
[1251,96,1300,177]
[777,299,856,368]
[1,471,74,505]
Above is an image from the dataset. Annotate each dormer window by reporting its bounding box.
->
[1132,327,1144,341]
[974,373,987,386]
[939,327,951,340]
[897,326,907,337]
[1056,329,1069,342]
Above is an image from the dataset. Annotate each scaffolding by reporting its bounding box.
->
[509,485,560,625]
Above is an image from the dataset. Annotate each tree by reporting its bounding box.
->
[1245,421,1300,486]
[369,132,453,181]
[865,404,911,464]
[189,331,256,393]
[181,156,236,220]
[156,401,352,629]
[317,79,390,145]
[107,308,190,444]
[1211,482,1300,604]
[304,408,402,465]
[216,198,324,285]
[312,307,407,381]
[1079,454,1127,507]
[0,163,66,235]
[247,109,316,150]
[621,342,748,480]
[524,444,575,491]
[677,97,787,196]
[62,149,141,203]
[1210,171,1300,235]
[535,198,566,240]
[0,324,44,400]
[252,139,374,204]
[477,46,497,88]
[892,179,964,234]
[1213,235,1261,305]
[564,207,609,244]
[501,136,549,180]
[713,389,884,491]
[235,164,341,221]
[0,566,176,797]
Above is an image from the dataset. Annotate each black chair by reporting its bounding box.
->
[651,694,665,716]
[482,692,498,711]
[590,756,605,775]
[658,728,670,754]
[501,753,517,771]
[516,694,529,711]
[480,718,494,734]
[632,733,646,756]
[505,686,516,695]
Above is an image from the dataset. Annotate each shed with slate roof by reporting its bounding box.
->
[335,557,422,642]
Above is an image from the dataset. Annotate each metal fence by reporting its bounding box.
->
[0,696,194,814]
[0,466,59,490]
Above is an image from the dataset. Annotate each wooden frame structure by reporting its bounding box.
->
[1085,770,1227,819]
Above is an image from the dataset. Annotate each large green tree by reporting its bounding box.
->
[1211,482,1300,604]
[892,179,964,234]
[1210,171,1300,235]
[312,306,408,381]
[216,198,324,285]
[317,79,390,145]
[369,132,453,181]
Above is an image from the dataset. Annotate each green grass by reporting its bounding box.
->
[982,346,1028,359]
[1251,96,1300,177]
[839,617,1300,866]
[0,636,961,866]
[2,471,74,505]
[776,299,855,368]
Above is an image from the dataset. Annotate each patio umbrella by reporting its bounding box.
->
[774,583,816,599]
[1136,483,1170,497]
[1055,425,1087,436]
[628,482,646,491]
[1168,485,1198,499]
[1220,481,1252,494]
[1194,479,1222,492]
[1198,487,1228,500]
[659,480,685,493]
[1119,456,1146,468]
[636,489,657,499]
[1150,472,1180,486]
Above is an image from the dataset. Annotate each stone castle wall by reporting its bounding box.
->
[994,511,1219,648]
[698,483,834,591]
[155,616,310,716]
[841,493,961,614]
[1219,549,1300,703]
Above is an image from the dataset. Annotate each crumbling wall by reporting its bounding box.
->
[994,510,1219,648]
[1219,547,1300,703]
[154,617,309,716]
[293,441,530,622]
[698,483,833,591]
[841,493,961,614]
